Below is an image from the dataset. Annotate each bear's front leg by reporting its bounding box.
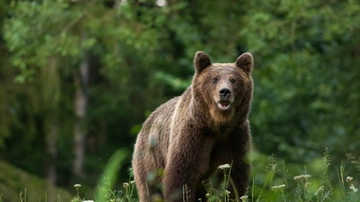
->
[229,157,251,200]
[226,121,252,200]
[163,133,215,202]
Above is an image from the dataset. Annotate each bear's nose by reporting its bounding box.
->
[219,88,231,99]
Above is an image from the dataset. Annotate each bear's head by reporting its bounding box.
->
[192,51,253,125]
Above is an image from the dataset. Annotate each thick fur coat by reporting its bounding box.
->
[132,51,254,202]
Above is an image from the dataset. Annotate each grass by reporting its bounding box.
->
[69,148,360,202]
[0,160,73,202]
[2,148,360,202]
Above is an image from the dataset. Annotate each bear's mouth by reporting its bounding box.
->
[217,101,231,111]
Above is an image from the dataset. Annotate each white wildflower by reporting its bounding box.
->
[350,184,358,193]
[74,184,81,188]
[271,184,286,190]
[294,174,311,181]
[123,182,129,188]
[240,195,248,202]
[346,176,353,182]
[218,164,231,170]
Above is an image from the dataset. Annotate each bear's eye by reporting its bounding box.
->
[230,78,236,84]
[212,77,219,84]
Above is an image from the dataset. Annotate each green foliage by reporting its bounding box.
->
[5,1,79,79]
[71,149,134,202]
[242,0,360,163]
[95,149,130,202]
[67,152,360,202]
[1,0,360,199]
[248,150,360,202]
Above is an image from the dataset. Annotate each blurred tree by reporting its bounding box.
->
[241,0,360,162]
[0,0,13,148]
[3,0,169,197]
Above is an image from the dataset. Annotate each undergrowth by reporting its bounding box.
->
[7,148,360,202]
[71,148,360,202]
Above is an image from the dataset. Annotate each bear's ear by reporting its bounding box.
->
[235,52,253,73]
[194,51,212,73]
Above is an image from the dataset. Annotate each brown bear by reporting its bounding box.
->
[132,51,254,202]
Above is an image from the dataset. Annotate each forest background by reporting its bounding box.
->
[0,0,360,201]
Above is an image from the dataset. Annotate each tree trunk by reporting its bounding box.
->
[43,57,60,202]
[73,32,89,178]
[46,117,58,202]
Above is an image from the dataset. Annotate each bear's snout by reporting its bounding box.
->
[219,88,231,100]
[217,87,233,111]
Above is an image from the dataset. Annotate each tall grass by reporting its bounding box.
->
[6,148,359,202]
[70,149,360,202]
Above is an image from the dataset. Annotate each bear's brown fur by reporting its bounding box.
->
[132,51,254,202]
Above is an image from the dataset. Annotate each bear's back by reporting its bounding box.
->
[133,96,182,168]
